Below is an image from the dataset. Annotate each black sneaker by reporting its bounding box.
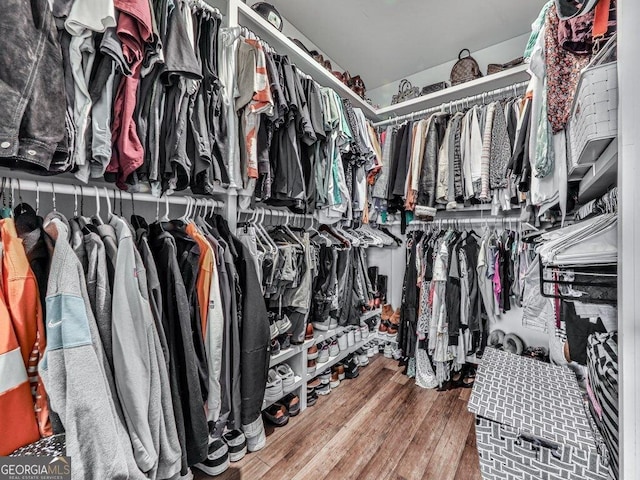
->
[344,358,360,379]
[281,393,300,416]
[306,387,318,407]
[223,430,247,463]
[263,404,289,427]
[270,338,281,356]
[194,439,230,476]
[279,333,292,350]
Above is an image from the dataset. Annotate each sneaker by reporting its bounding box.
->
[319,368,331,385]
[270,339,281,356]
[306,386,318,406]
[378,342,385,353]
[356,348,368,366]
[194,439,229,476]
[308,377,321,389]
[223,430,247,463]
[334,363,346,380]
[312,317,331,331]
[264,369,283,403]
[317,342,330,363]
[243,417,266,453]
[316,383,331,396]
[307,359,317,375]
[347,328,355,347]
[276,314,292,335]
[361,325,370,339]
[279,333,291,350]
[386,326,398,341]
[367,343,376,357]
[328,339,339,357]
[276,364,296,388]
[281,393,300,417]
[392,346,403,360]
[263,404,289,427]
[328,317,338,330]
[305,323,314,340]
[269,315,279,340]
[330,371,340,388]
[384,343,393,358]
[307,344,319,360]
[354,328,362,343]
[337,332,348,351]
[344,358,359,379]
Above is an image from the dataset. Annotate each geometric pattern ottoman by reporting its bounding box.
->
[468,348,611,480]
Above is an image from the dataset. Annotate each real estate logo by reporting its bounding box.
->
[0,456,71,480]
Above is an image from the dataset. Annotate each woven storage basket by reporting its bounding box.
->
[468,348,610,480]
[567,56,618,179]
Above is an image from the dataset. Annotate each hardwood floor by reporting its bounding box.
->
[194,355,483,480]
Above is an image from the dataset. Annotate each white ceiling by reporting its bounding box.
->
[267,0,548,90]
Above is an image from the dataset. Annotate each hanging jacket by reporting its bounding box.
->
[40,215,136,480]
[0,219,51,440]
[417,113,448,209]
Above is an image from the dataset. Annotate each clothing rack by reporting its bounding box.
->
[373,80,530,127]
[238,207,315,227]
[407,217,522,231]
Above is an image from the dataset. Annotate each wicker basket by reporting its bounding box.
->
[566,45,618,179]
[469,348,610,480]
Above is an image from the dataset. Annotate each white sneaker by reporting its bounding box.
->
[337,333,348,351]
[313,318,331,331]
[264,369,284,402]
[354,328,362,343]
[347,329,355,347]
[329,339,339,357]
[367,344,376,357]
[361,326,369,339]
[384,343,393,358]
[276,315,292,335]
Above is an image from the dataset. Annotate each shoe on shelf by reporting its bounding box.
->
[319,368,331,385]
[306,386,318,406]
[383,343,393,359]
[361,325,370,339]
[317,342,330,363]
[386,326,398,342]
[313,317,331,331]
[307,359,317,375]
[276,364,296,388]
[347,328,355,347]
[270,339,281,357]
[378,319,388,335]
[263,404,290,427]
[281,393,301,416]
[344,358,359,379]
[194,439,230,477]
[381,304,394,322]
[279,333,292,350]
[222,430,247,463]
[354,327,362,343]
[308,344,319,360]
[269,315,279,340]
[334,363,345,380]
[337,332,348,351]
[356,348,369,366]
[305,323,314,340]
[308,377,321,388]
[378,341,385,353]
[391,346,403,360]
[329,339,340,357]
[276,314,292,335]
[264,369,284,403]
[367,343,376,357]
[316,383,331,396]
[330,371,341,388]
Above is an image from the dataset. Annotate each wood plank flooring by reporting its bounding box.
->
[194,355,482,480]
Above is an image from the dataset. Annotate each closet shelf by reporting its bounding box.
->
[307,338,369,381]
[235,0,378,120]
[269,338,315,368]
[360,308,382,322]
[262,375,303,411]
[578,139,618,204]
[376,64,531,119]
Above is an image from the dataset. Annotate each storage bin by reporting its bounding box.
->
[566,61,618,180]
[468,348,610,480]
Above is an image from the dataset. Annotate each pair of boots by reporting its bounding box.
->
[368,267,388,308]
[379,304,400,338]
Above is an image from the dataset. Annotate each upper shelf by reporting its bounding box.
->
[376,64,531,119]
[236,0,379,119]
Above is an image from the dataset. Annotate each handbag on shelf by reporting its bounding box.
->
[450,49,483,86]
[487,57,525,75]
[421,81,449,96]
[391,79,420,105]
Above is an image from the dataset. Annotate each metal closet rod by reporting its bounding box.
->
[239,207,314,220]
[373,80,530,127]
[409,217,521,228]
[0,178,224,209]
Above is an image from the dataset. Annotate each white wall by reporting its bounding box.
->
[367,33,530,107]
[281,19,346,72]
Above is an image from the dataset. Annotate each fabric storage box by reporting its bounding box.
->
[566,56,618,180]
[468,348,610,480]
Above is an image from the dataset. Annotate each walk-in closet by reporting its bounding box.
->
[1,0,634,479]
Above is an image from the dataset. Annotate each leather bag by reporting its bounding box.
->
[487,57,525,75]
[450,49,483,86]
[391,79,420,105]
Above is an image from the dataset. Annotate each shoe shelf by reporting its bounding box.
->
[313,326,345,345]
[306,337,370,382]
[262,375,304,411]
[360,308,382,322]
[269,339,315,368]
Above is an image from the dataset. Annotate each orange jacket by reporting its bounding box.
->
[185,223,213,339]
[0,219,51,455]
